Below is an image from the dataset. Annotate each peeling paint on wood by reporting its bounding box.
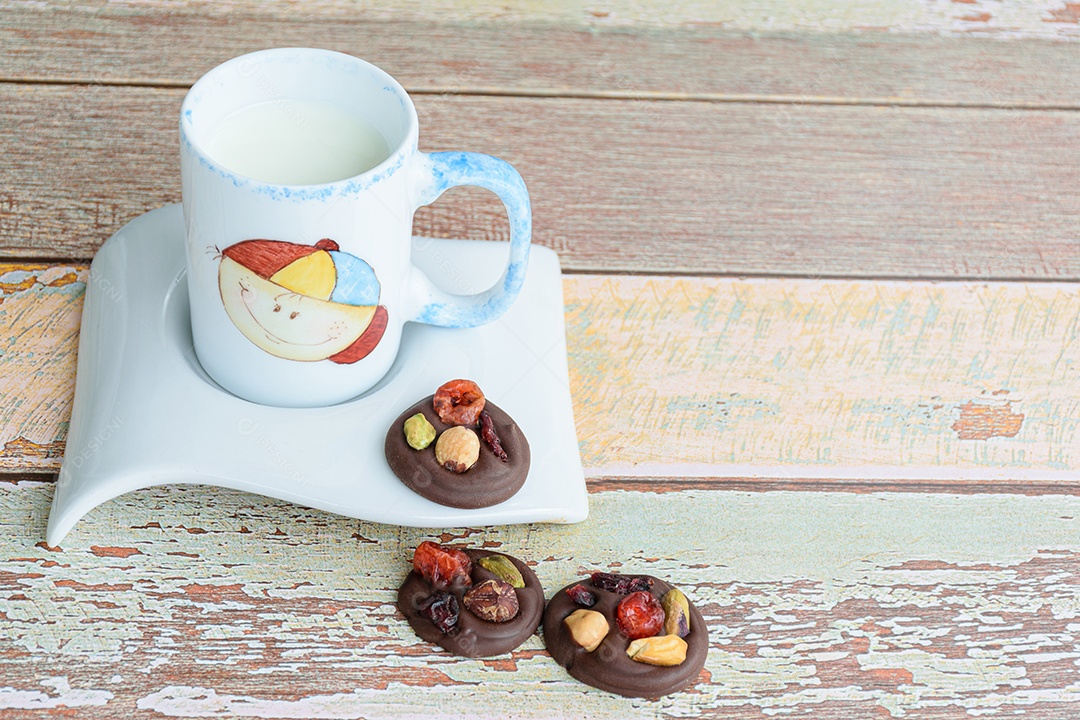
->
[566,276,1080,478]
[0,265,84,471]
[5,267,1080,484]
[6,6,1080,107]
[4,0,1080,37]
[7,85,1080,279]
[0,676,113,710]
[952,399,1026,440]
[3,5,1080,715]
[0,481,1078,717]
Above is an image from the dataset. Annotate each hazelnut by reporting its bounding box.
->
[463,578,519,623]
[563,609,609,652]
[435,426,480,473]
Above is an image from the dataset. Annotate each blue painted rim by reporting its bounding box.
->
[179,48,419,201]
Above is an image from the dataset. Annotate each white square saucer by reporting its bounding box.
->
[47,205,588,546]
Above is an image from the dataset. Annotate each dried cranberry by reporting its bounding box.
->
[433,379,486,426]
[566,583,597,607]
[616,591,665,639]
[479,410,508,462]
[419,591,459,634]
[591,571,653,595]
[413,541,473,589]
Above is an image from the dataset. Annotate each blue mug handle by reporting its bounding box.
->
[409,151,532,328]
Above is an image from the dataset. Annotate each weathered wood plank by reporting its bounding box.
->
[0,265,82,470]
[5,265,1080,486]
[5,83,1080,278]
[589,476,1080,497]
[10,0,1080,35]
[4,3,1080,106]
[0,480,1078,717]
[566,276,1080,479]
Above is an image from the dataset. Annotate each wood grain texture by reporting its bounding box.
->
[567,276,1080,479]
[1,480,1078,717]
[10,0,1080,34]
[4,4,1079,717]
[4,3,1080,106]
[5,83,1080,278]
[0,265,83,470]
[6,264,1080,487]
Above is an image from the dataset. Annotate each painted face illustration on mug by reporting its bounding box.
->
[217,238,388,363]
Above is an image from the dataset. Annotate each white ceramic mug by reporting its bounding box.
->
[180,48,531,407]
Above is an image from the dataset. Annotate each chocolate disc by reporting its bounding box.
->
[385,396,530,509]
[398,549,544,658]
[544,574,709,698]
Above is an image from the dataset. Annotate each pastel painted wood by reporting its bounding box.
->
[6,84,1080,279]
[5,6,1080,106]
[7,0,1080,35]
[1,480,1078,717]
[0,265,84,470]
[566,276,1080,480]
[4,262,1080,486]
[3,1,1080,715]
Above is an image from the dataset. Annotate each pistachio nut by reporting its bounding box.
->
[626,634,688,666]
[478,554,526,589]
[403,413,436,450]
[661,587,691,638]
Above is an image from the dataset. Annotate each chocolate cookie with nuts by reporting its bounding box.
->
[398,541,545,657]
[544,572,709,698]
[385,380,530,509]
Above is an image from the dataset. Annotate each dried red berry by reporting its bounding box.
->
[433,379,486,426]
[591,572,653,595]
[419,591,459,634]
[616,591,665,640]
[479,410,508,462]
[566,583,597,607]
[413,541,473,589]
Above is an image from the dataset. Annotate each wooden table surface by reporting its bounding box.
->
[3,2,1080,717]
